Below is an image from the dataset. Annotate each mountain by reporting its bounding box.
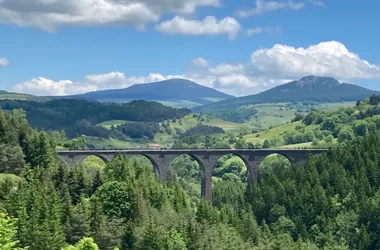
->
[74,79,234,108]
[194,76,378,113]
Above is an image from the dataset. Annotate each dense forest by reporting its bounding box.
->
[0,99,190,131]
[1,97,380,249]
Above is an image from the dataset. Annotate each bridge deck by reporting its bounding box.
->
[57,148,329,154]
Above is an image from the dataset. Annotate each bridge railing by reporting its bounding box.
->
[56,147,329,152]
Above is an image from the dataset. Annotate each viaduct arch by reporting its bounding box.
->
[56,149,328,201]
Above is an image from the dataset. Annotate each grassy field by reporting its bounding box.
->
[244,121,304,145]
[167,114,248,133]
[242,102,355,130]
[98,120,131,129]
[154,115,249,147]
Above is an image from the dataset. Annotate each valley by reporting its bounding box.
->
[88,101,353,149]
[2,75,380,250]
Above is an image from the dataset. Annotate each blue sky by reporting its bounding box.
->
[0,0,380,96]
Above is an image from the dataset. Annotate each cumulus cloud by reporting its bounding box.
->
[188,41,380,95]
[12,41,380,97]
[0,0,220,31]
[208,63,245,76]
[249,41,380,79]
[12,72,187,96]
[238,0,322,17]
[156,16,241,39]
[0,57,9,67]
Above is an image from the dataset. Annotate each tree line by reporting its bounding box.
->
[0,99,190,131]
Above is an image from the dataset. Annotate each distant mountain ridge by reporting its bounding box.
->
[74,79,234,108]
[194,76,378,113]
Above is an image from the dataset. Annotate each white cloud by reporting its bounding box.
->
[12,41,380,97]
[249,41,380,79]
[0,57,9,67]
[12,77,82,96]
[187,41,380,95]
[238,0,322,17]
[12,72,187,96]
[192,57,210,68]
[156,16,241,39]
[0,0,220,31]
[247,27,262,36]
[209,63,245,75]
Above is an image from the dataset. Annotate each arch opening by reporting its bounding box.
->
[135,154,161,180]
[99,153,161,184]
[258,153,292,183]
[122,154,161,181]
[168,154,203,204]
[79,155,108,181]
[213,154,248,182]
[212,153,248,208]
[80,154,109,166]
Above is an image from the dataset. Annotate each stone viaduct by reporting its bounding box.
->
[56,149,328,201]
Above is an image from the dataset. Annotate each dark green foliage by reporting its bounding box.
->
[117,122,159,139]
[369,94,380,105]
[292,112,304,122]
[262,139,271,148]
[95,181,137,220]
[0,99,190,136]
[0,144,26,174]
[172,133,232,149]
[180,125,225,138]
[66,120,110,139]
[213,107,258,123]
[283,130,314,145]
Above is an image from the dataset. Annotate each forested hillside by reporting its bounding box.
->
[0,99,190,141]
[1,102,380,249]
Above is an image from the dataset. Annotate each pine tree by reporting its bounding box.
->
[121,222,136,250]
[138,221,166,250]
[90,170,103,196]
[67,197,91,245]
[0,109,8,142]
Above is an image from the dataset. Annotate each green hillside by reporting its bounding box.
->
[92,102,356,149]
[194,76,377,118]
[0,91,48,101]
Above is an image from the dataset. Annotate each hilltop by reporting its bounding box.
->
[194,76,378,114]
[0,90,49,101]
[74,79,234,108]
